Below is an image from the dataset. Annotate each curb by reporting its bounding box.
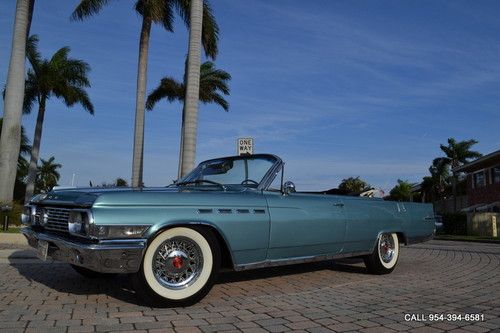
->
[0,232,27,245]
[434,236,500,244]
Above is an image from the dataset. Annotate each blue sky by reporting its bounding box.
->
[1,0,499,191]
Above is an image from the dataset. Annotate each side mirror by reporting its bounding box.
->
[283,181,296,195]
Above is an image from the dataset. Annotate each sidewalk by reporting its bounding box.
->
[0,232,27,245]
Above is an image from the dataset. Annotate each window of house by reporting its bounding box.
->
[491,166,500,184]
[472,171,486,188]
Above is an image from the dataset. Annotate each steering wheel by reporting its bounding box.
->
[241,179,259,186]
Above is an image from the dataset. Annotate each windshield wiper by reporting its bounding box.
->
[175,179,227,191]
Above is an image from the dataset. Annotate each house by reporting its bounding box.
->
[453,150,500,212]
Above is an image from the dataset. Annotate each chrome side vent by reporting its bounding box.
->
[198,209,213,214]
[236,209,250,214]
[253,209,266,214]
[218,209,232,214]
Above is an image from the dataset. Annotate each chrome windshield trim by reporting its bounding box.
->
[178,153,283,191]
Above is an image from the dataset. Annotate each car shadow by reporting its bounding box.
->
[9,251,369,307]
[216,258,369,284]
[9,251,138,305]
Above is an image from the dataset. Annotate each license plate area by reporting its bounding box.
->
[36,240,48,261]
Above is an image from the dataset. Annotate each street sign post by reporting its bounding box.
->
[237,138,253,155]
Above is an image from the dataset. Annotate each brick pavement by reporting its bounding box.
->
[0,240,499,333]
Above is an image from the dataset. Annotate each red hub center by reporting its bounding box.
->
[172,256,183,269]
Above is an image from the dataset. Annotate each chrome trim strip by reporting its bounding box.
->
[258,158,284,191]
[234,250,372,271]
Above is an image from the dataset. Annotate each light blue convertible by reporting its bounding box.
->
[22,154,435,305]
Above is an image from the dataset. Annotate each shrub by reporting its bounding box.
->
[442,213,467,235]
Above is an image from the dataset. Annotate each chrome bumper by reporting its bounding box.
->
[22,227,146,273]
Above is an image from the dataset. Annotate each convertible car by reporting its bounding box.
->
[22,154,435,305]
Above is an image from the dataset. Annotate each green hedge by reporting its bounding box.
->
[442,213,467,235]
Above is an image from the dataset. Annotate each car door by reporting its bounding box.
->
[263,191,347,260]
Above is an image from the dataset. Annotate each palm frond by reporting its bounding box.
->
[146,77,184,110]
[26,34,42,71]
[71,0,112,21]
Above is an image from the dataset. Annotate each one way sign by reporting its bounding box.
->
[237,138,253,155]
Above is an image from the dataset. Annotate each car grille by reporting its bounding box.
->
[36,207,71,232]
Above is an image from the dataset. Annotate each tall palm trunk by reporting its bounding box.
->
[0,0,31,204]
[177,104,185,180]
[24,98,46,203]
[131,18,152,188]
[179,0,203,177]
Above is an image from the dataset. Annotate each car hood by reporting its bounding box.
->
[29,186,250,208]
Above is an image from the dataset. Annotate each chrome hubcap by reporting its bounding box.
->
[379,234,395,263]
[153,236,203,289]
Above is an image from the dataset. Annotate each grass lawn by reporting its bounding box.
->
[0,226,21,233]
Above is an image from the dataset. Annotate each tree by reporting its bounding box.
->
[116,178,128,187]
[439,138,482,211]
[338,176,371,193]
[421,157,450,202]
[23,35,94,202]
[0,0,32,205]
[36,156,61,193]
[0,118,31,202]
[389,179,413,201]
[72,0,219,187]
[180,0,204,177]
[146,61,230,178]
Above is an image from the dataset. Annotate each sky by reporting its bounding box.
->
[1,0,499,192]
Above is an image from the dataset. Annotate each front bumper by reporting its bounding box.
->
[22,227,147,273]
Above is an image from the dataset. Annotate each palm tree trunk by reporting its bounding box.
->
[179,0,203,177]
[131,18,152,188]
[0,0,31,204]
[177,104,185,180]
[24,98,45,203]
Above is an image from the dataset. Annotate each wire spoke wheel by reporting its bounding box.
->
[134,227,220,306]
[153,236,203,289]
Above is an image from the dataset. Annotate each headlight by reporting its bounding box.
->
[21,206,35,225]
[89,225,149,239]
[68,210,92,236]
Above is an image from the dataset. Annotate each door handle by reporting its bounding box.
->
[333,202,345,207]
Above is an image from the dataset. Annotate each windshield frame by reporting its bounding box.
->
[177,154,283,190]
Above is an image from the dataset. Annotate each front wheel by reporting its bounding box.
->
[363,232,400,274]
[133,226,220,306]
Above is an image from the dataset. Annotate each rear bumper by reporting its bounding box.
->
[22,227,146,273]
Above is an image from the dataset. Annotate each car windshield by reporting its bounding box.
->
[177,155,278,188]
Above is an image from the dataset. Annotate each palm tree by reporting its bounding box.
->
[36,156,61,193]
[146,61,230,178]
[439,138,482,211]
[23,35,94,202]
[0,118,31,202]
[421,157,450,202]
[0,0,32,205]
[180,0,204,177]
[71,0,219,187]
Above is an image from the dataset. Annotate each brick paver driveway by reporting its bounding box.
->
[0,240,499,333]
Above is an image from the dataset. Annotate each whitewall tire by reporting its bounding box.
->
[133,226,220,306]
[364,232,400,274]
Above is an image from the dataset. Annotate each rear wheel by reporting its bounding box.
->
[363,232,399,274]
[133,226,220,306]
